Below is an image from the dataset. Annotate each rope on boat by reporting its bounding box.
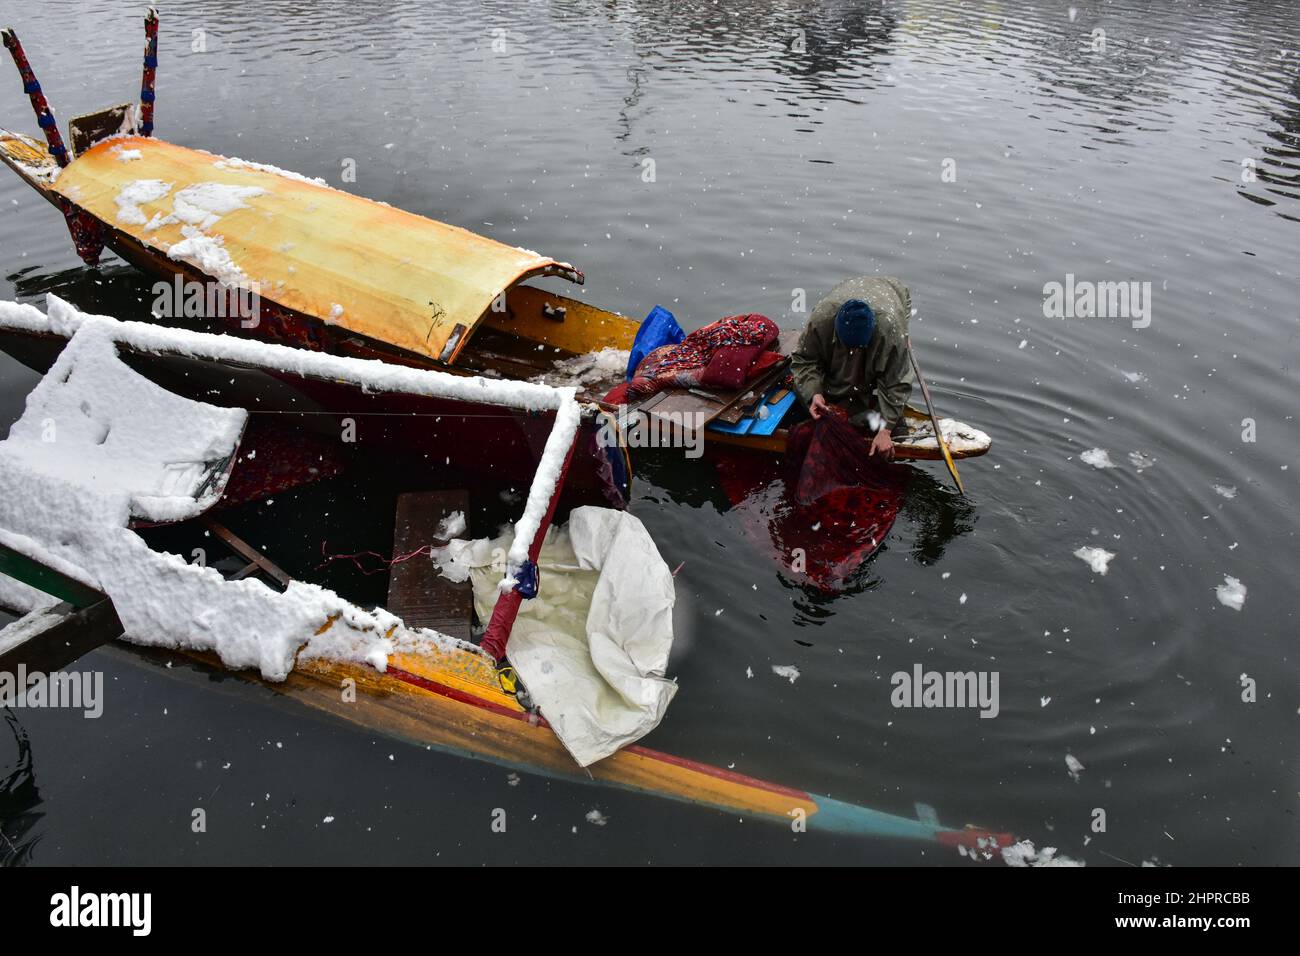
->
[140,7,159,136]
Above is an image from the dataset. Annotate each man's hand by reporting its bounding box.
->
[869,427,894,460]
[809,393,829,420]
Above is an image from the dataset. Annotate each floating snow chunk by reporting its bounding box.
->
[1080,448,1115,469]
[585,809,608,826]
[1065,754,1085,780]
[166,226,255,290]
[1074,546,1115,575]
[772,664,800,683]
[114,178,172,225]
[436,510,466,540]
[1215,575,1247,610]
[1213,483,1237,500]
[1128,451,1156,471]
[959,592,968,604]
[1001,840,1084,867]
[213,156,328,187]
[1120,370,1145,383]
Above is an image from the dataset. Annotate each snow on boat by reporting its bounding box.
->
[0,296,1011,848]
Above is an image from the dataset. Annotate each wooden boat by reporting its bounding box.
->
[1,15,990,469]
[0,118,640,386]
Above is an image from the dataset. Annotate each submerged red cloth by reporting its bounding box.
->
[785,406,881,505]
[627,313,779,398]
[715,407,908,591]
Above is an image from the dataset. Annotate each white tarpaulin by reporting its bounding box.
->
[433,506,677,766]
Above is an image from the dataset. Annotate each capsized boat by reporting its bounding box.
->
[0,295,1013,851]
[1,12,992,471]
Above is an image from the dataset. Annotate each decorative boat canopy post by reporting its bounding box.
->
[139,7,158,136]
[0,28,69,167]
[1,28,107,264]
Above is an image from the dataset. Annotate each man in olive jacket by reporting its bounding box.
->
[790,275,915,460]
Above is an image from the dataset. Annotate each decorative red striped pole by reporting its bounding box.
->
[139,7,158,136]
[479,430,581,664]
[0,27,70,166]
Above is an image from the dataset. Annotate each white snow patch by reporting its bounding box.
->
[585,809,608,826]
[1213,483,1237,499]
[213,156,328,187]
[1080,448,1115,469]
[1001,840,1084,867]
[1074,546,1115,575]
[166,226,255,291]
[146,182,267,231]
[0,570,59,616]
[436,510,467,540]
[1065,754,1085,780]
[772,664,800,683]
[113,179,172,225]
[531,347,630,389]
[1215,575,1246,611]
[1128,451,1156,471]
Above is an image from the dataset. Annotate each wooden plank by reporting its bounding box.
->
[202,518,292,588]
[386,490,473,642]
[0,542,103,609]
[0,598,123,674]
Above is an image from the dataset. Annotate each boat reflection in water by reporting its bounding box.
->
[0,710,42,866]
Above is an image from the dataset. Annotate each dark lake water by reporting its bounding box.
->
[1,0,1297,865]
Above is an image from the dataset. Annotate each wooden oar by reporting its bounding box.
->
[905,335,964,495]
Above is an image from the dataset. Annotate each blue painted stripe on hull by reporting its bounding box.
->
[809,794,944,841]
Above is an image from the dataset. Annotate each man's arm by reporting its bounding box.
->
[875,344,915,428]
[790,319,826,408]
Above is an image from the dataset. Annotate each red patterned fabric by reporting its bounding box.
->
[627,313,778,398]
[785,406,880,504]
[714,408,908,592]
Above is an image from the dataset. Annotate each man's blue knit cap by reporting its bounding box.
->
[835,298,876,348]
